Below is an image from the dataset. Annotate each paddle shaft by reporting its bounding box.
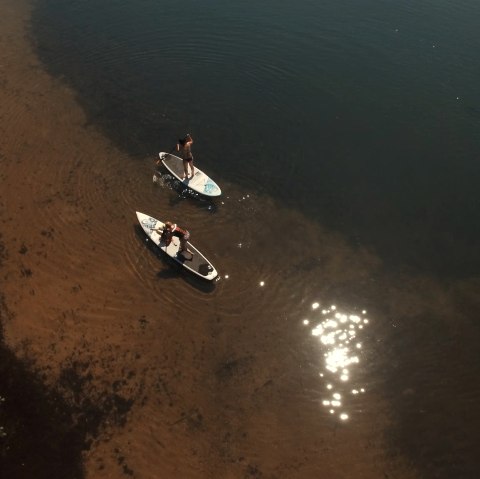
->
[156,147,176,165]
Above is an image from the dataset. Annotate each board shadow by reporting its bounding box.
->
[153,169,219,214]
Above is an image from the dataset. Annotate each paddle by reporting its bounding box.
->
[155,146,176,165]
[153,148,176,183]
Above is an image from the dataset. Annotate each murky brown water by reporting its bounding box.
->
[1,1,480,478]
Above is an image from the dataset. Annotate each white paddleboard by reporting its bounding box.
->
[136,211,218,281]
[159,152,221,197]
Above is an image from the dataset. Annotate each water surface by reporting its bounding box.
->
[31,0,480,276]
[1,0,478,477]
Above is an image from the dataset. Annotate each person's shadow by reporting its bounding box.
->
[153,169,219,213]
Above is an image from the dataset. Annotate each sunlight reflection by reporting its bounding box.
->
[303,302,370,421]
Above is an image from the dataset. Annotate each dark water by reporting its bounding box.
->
[30,0,480,277]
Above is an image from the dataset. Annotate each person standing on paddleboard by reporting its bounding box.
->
[177,133,194,179]
[156,221,193,259]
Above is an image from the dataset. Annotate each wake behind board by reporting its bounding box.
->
[136,211,218,281]
[159,152,221,197]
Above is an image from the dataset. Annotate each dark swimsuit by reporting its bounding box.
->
[182,143,193,162]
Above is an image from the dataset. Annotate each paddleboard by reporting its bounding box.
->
[159,152,221,197]
[136,211,218,281]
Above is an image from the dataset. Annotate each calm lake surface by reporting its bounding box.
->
[3,0,478,477]
[31,0,480,277]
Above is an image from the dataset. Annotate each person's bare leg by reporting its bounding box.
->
[180,239,193,258]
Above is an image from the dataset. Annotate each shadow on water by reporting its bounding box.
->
[0,295,134,479]
[0,299,84,478]
[153,171,219,213]
[0,229,133,477]
[0,351,83,478]
[134,225,217,293]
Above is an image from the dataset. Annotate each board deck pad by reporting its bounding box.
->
[136,211,218,281]
[160,152,221,197]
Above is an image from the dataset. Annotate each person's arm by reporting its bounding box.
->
[158,228,172,245]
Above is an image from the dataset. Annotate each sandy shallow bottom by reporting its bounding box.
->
[1,1,480,478]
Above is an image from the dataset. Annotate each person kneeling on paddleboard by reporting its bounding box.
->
[176,133,194,179]
[156,221,193,259]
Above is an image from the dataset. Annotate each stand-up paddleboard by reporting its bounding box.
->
[136,211,218,281]
[159,152,221,197]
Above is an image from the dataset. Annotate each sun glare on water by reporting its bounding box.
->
[303,302,370,421]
